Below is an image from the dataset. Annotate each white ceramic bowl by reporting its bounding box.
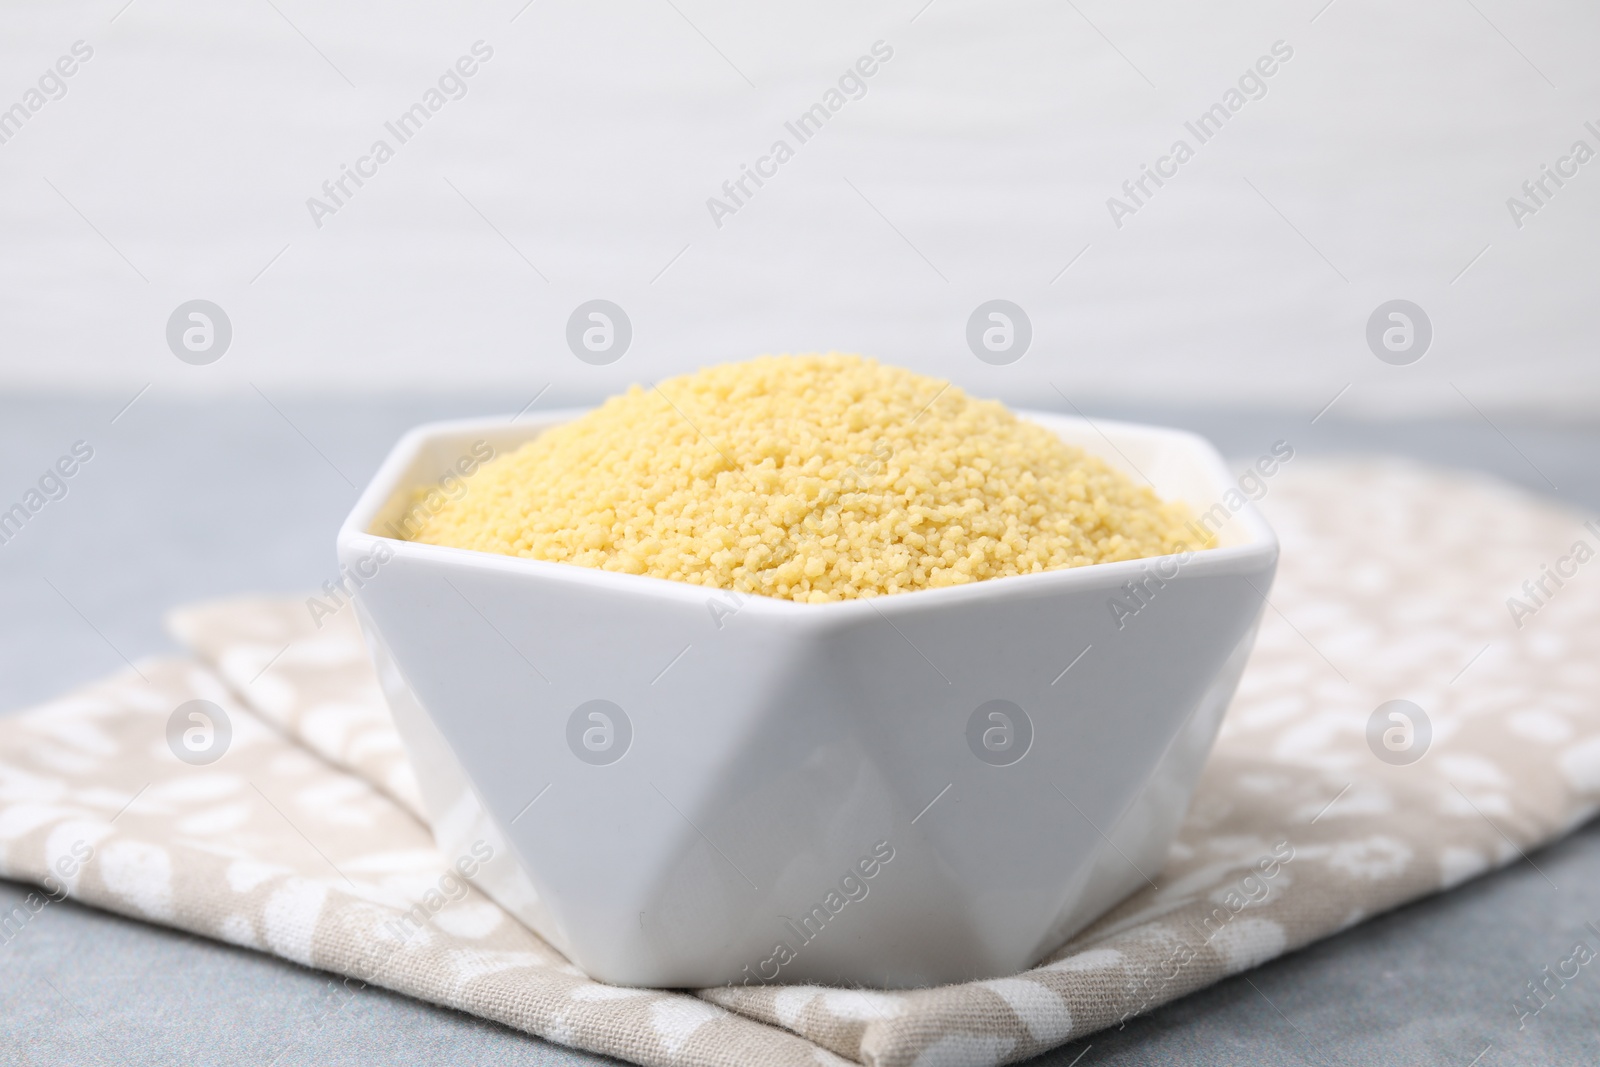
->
[338,410,1277,988]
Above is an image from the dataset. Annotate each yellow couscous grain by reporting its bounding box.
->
[406,354,1204,602]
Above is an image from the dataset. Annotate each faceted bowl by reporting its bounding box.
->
[337,410,1277,988]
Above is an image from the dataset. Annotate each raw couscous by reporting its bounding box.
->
[406,354,1203,602]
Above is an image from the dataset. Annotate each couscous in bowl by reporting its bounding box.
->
[336,365,1276,988]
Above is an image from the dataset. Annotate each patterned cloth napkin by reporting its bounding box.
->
[2,459,1598,1067]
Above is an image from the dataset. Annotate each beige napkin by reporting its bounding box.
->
[2,459,1598,1067]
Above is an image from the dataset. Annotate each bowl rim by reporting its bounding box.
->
[337,408,1279,620]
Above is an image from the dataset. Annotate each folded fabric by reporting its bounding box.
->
[1,459,1596,1067]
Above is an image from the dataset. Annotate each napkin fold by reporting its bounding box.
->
[2,459,1597,1067]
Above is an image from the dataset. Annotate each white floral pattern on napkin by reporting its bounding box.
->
[1,460,1597,1067]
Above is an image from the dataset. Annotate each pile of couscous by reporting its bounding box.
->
[406,354,1202,602]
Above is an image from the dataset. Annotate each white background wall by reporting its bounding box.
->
[1,0,1596,416]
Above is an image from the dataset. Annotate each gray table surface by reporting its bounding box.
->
[2,392,1598,1066]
